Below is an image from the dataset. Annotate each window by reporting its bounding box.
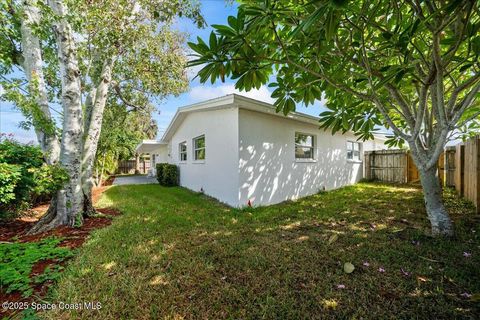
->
[193,135,205,160]
[179,142,187,161]
[347,141,361,161]
[295,133,315,159]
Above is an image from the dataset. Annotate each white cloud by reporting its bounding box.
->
[189,84,275,104]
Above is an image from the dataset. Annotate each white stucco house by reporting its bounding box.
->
[136,94,388,207]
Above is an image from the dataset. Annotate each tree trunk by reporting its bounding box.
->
[81,58,115,216]
[20,0,60,164]
[98,152,107,187]
[417,164,454,236]
[30,0,84,233]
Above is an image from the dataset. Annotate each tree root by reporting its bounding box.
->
[83,192,97,217]
[27,198,63,235]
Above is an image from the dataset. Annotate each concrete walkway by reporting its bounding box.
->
[112,175,157,186]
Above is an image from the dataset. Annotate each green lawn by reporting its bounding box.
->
[45,183,479,319]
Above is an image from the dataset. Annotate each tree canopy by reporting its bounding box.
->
[188,0,480,236]
[189,0,479,147]
[0,0,204,232]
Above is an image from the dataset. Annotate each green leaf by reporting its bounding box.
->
[472,37,480,55]
[290,5,326,38]
[209,32,217,50]
[440,38,456,45]
[459,63,473,72]
[212,24,236,37]
[325,11,339,41]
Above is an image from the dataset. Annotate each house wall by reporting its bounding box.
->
[149,145,169,176]
[238,108,385,207]
[168,106,239,206]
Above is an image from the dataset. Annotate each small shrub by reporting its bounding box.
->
[156,163,167,184]
[0,163,22,205]
[30,164,69,203]
[163,164,179,186]
[0,139,68,219]
[156,163,179,187]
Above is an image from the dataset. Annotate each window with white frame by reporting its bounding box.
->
[295,133,315,159]
[179,142,187,161]
[347,141,361,161]
[193,135,205,160]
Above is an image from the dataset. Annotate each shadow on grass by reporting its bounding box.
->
[43,182,479,320]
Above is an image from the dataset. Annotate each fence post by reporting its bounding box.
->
[364,151,372,180]
[437,152,444,187]
[477,137,480,214]
[455,144,465,196]
[405,152,410,183]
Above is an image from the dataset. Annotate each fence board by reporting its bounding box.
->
[444,147,456,187]
[463,136,480,213]
[455,144,465,195]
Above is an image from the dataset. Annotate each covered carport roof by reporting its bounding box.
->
[135,140,167,154]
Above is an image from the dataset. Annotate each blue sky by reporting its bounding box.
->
[0,1,326,143]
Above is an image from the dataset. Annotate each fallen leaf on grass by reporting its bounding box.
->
[344,262,355,274]
[470,293,480,302]
[418,256,439,263]
[328,234,338,244]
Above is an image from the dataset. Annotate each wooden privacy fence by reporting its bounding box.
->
[364,135,480,213]
[116,159,150,175]
[364,149,418,184]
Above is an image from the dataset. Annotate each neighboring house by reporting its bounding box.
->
[136,94,387,207]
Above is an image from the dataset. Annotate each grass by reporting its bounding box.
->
[44,183,479,319]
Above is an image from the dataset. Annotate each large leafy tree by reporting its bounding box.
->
[94,96,159,186]
[1,0,203,232]
[188,0,480,236]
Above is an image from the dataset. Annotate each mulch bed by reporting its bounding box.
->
[0,186,120,318]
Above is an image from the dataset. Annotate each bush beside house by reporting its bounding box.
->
[156,163,179,187]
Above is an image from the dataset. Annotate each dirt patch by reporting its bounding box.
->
[0,186,120,318]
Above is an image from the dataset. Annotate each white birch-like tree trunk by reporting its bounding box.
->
[81,57,115,214]
[30,0,84,233]
[20,0,60,164]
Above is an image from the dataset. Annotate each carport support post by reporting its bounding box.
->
[135,153,140,174]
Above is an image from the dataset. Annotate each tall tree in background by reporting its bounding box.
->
[188,0,480,236]
[1,0,204,232]
[94,96,159,186]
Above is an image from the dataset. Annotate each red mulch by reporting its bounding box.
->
[0,186,120,318]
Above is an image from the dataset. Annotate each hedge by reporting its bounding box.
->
[156,163,179,187]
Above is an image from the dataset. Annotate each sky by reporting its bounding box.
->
[0,0,326,143]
